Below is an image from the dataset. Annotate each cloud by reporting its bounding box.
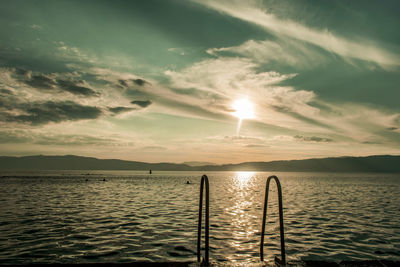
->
[108,106,136,114]
[57,79,99,96]
[116,78,150,88]
[164,55,398,146]
[142,146,167,151]
[132,78,147,86]
[0,68,105,125]
[164,57,304,119]
[165,57,295,98]
[54,41,96,64]
[222,135,264,142]
[207,39,328,68]
[0,100,102,125]
[195,0,400,67]
[13,69,99,96]
[0,66,157,126]
[64,59,400,153]
[78,67,234,124]
[245,144,269,148]
[294,135,333,143]
[0,129,130,146]
[0,88,14,96]
[271,105,336,131]
[0,130,31,144]
[170,87,223,100]
[34,134,119,146]
[131,100,152,108]
[118,79,128,87]
[24,73,58,89]
[164,57,321,128]
[162,54,400,149]
[207,135,268,147]
[167,47,187,56]
[29,24,42,30]
[362,141,382,145]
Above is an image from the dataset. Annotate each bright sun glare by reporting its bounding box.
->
[232,98,255,120]
[232,98,255,135]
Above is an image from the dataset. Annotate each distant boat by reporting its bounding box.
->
[149,169,152,174]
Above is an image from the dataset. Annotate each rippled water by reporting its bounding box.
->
[1,171,399,265]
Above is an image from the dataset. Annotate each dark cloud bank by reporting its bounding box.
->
[0,68,159,125]
[16,69,99,97]
[0,99,102,125]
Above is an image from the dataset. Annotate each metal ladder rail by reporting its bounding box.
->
[197,174,210,265]
[260,175,286,264]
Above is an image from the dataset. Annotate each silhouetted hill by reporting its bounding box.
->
[197,155,400,173]
[0,155,192,171]
[0,155,399,172]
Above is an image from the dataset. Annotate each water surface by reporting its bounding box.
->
[0,171,399,264]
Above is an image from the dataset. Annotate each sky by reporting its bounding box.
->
[0,0,399,164]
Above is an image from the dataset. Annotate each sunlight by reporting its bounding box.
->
[232,98,255,135]
[235,171,255,188]
[232,98,255,120]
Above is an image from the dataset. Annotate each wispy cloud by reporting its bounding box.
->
[195,0,400,68]
[207,39,329,68]
[162,53,400,151]
[54,41,96,64]
[29,24,42,30]
[164,57,321,130]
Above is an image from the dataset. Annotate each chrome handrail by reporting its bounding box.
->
[197,174,210,265]
[260,175,286,264]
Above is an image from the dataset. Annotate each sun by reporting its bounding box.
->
[232,98,255,135]
[232,98,255,120]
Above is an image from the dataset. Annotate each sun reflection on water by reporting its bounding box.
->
[235,171,255,185]
[223,171,259,263]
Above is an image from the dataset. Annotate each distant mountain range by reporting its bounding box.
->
[0,155,400,173]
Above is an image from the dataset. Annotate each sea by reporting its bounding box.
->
[0,171,399,265]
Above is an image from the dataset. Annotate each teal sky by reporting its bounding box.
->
[1,0,399,163]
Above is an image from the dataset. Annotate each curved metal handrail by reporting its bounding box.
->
[197,174,210,264]
[260,175,286,264]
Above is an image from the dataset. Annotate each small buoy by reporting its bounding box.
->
[103,178,106,181]
[85,178,89,182]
